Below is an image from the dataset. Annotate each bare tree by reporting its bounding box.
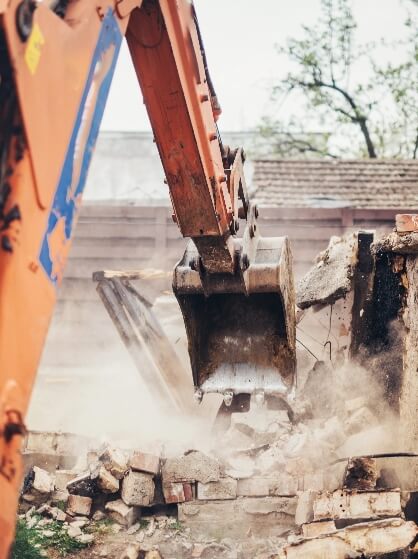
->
[262,0,418,159]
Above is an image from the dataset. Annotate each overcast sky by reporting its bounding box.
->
[100,0,408,132]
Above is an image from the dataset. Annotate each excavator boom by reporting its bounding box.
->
[0,1,295,554]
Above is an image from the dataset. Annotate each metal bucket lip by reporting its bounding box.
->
[200,363,292,396]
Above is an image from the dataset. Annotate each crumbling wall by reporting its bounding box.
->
[400,256,418,454]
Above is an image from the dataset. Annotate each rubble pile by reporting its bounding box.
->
[19,383,418,558]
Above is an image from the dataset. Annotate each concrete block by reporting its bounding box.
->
[105,499,139,528]
[54,470,79,491]
[163,482,194,504]
[295,491,317,525]
[313,490,401,521]
[237,474,298,497]
[129,451,160,475]
[162,451,220,484]
[66,494,92,517]
[22,466,54,505]
[302,520,337,538]
[97,465,119,494]
[285,518,417,559]
[197,477,237,500]
[99,447,129,480]
[178,497,297,539]
[32,466,54,494]
[122,471,155,507]
[323,461,346,491]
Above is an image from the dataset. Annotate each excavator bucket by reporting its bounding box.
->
[173,223,296,405]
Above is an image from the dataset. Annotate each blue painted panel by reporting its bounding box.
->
[39,10,122,285]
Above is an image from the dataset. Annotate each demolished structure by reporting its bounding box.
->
[18,214,418,558]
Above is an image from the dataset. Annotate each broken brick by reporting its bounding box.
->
[129,451,160,475]
[302,520,337,538]
[66,494,92,517]
[163,482,194,504]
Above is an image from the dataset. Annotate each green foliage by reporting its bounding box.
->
[12,518,89,558]
[12,520,44,559]
[263,0,418,159]
[90,517,114,534]
[167,519,183,531]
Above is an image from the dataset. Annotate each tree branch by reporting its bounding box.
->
[296,78,377,157]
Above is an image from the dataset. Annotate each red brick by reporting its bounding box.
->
[129,451,160,475]
[163,482,194,504]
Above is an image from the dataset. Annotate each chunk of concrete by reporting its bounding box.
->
[178,497,297,539]
[122,471,155,507]
[285,518,417,559]
[230,409,290,438]
[99,447,129,480]
[302,520,336,538]
[66,494,92,517]
[105,499,139,528]
[32,466,54,494]
[54,470,79,491]
[162,451,221,484]
[97,466,119,494]
[129,451,160,475]
[162,482,194,504]
[238,474,298,497]
[313,489,401,521]
[197,477,237,500]
[22,467,54,505]
[67,524,82,538]
[297,234,358,309]
[295,491,317,525]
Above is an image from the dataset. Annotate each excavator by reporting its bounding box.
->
[0,0,296,555]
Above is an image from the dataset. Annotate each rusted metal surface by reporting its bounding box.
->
[126,0,236,272]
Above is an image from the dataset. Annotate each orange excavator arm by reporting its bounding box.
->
[0,2,295,555]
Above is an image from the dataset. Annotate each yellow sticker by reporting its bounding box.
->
[24,23,45,76]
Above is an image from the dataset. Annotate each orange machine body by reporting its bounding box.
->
[0,1,238,554]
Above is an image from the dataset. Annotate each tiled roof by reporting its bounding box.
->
[252,159,418,208]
